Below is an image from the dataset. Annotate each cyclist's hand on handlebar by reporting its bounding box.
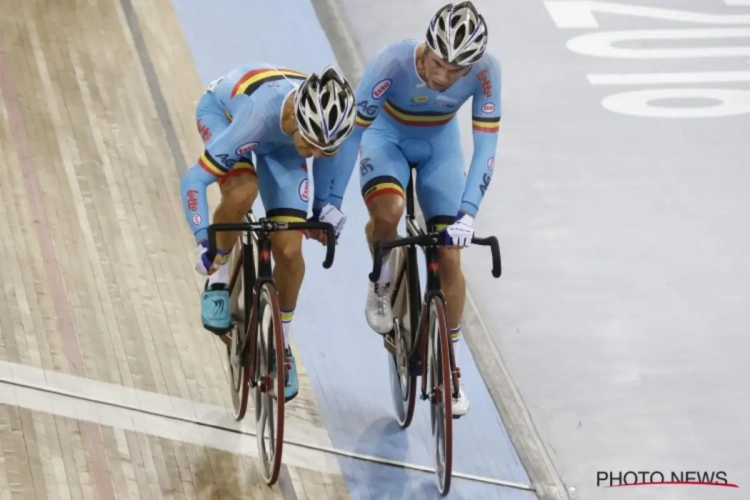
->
[305,204,346,245]
[195,240,228,275]
[305,207,325,244]
[442,213,475,248]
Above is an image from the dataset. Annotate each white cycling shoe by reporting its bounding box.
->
[452,386,470,417]
[365,281,394,334]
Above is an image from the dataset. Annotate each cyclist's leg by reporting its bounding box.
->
[359,131,411,334]
[414,124,470,415]
[187,91,258,332]
[255,146,309,400]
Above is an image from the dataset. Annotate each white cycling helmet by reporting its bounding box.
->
[425,1,488,66]
[294,65,356,151]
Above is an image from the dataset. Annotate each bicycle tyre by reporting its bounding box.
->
[253,281,285,485]
[426,295,453,496]
[388,248,417,428]
[228,319,252,421]
[227,236,251,420]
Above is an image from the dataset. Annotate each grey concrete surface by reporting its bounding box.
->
[315,0,750,499]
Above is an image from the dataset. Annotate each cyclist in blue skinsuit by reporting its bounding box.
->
[179,65,356,401]
[319,2,501,416]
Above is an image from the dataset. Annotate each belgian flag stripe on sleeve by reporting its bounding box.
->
[472,115,501,133]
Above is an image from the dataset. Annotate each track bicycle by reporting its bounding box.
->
[368,166,502,496]
[205,212,335,485]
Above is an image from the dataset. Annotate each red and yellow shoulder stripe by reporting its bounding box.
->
[230,68,307,98]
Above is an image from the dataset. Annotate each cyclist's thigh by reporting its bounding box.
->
[255,146,308,222]
[415,129,465,230]
[359,131,411,206]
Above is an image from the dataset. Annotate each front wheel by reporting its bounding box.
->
[253,281,285,485]
[426,295,453,496]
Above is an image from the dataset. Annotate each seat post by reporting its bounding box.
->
[406,164,417,221]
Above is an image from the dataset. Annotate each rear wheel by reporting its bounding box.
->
[253,281,285,485]
[426,295,453,496]
[227,236,251,420]
[388,247,417,428]
[228,319,252,421]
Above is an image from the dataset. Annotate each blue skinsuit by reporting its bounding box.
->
[313,39,503,228]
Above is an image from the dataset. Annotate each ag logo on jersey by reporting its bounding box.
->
[371,78,392,100]
[236,142,259,156]
[357,100,378,116]
[411,95,428,104]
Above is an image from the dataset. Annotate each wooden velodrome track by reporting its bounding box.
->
[0,0,350,498]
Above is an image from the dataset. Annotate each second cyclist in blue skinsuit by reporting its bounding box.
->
[318,2,502,417]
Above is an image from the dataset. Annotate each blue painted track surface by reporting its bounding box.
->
[171,0,534,497]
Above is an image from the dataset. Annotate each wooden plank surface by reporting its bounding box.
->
[0,0,348,497]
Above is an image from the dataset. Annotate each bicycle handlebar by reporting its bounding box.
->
[369,233,502,283]
[206,219,336,269]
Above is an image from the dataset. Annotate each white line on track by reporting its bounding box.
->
[0,360,534,491]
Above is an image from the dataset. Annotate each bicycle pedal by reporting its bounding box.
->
[204,324,233,337]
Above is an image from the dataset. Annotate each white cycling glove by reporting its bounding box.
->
[444,214,474,248]
[318,204,347,240]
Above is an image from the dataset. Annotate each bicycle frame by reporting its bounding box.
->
[241,216,275,385]
[372,165,502,398]
[369,167,501,496]
[208,215,336,378]
[206,212,336,485]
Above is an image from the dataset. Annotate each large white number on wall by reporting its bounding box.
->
[600,88,750,118]
[544,1,750,118]
[544,1,750,29]
[587,71,750,85]
[568,28,750,59]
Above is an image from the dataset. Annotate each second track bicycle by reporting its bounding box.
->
[369,166,502,495]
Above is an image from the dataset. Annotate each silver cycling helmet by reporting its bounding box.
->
[425,1,488,66]
[294,65,356,151]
